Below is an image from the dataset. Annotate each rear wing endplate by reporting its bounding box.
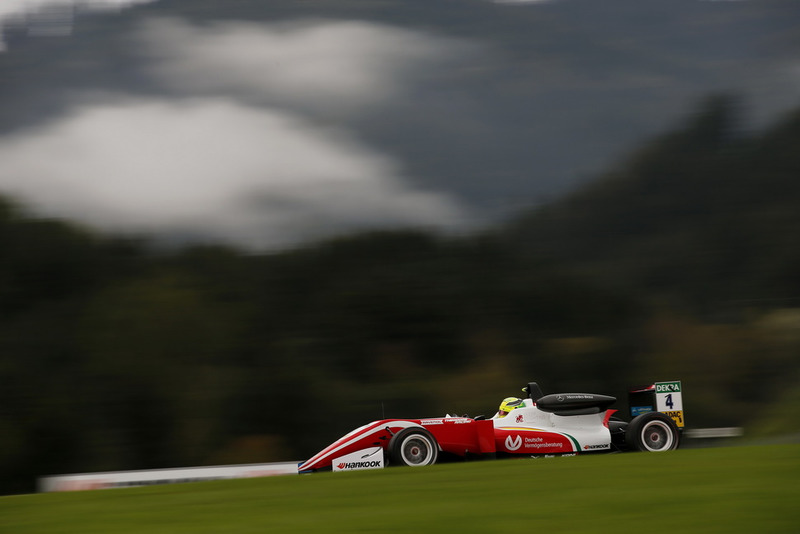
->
[628,380,684,428]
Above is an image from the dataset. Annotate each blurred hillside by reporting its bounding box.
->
[503,95,800,314]
[2,96,800,494]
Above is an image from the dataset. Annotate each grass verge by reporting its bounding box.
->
[1,444,798,533]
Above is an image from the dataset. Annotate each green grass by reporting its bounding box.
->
[2,445,798,533]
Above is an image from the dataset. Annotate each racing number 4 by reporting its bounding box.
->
[665,394,674,409]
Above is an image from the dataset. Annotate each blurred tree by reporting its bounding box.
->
[77,271,245,470]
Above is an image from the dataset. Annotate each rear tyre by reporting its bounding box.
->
[389,428,439,467]
[625,412,680,452]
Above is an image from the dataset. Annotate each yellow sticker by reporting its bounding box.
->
[664,410,684,428]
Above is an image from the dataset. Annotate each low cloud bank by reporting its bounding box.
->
[0,98,468,249]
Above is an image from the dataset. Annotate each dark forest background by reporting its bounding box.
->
[2,95,800,494]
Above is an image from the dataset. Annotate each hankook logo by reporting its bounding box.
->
[336,461,382,470]
[505,435,522,451]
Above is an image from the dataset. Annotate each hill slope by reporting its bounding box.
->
[2,445,798,533]
[502,96,800,314]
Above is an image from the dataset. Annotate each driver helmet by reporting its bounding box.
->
[498,397,525,418]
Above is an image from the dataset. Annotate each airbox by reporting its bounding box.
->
[535,393,616,416]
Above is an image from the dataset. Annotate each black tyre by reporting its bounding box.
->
[388,428,439,467]
[625,412,680,452]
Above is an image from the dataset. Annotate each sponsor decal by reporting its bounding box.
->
[557,394,596,402]
[523,441,568,450]
[501,431,572,453]
[505,435,522,451]
[631,406,653,416]
[655,381,683,414]
[421,419,444,425]
[452,418,472,424]
[583,443,610,450]
[656,381,681,393]
[664,410,685,428]
[336,461,382,470]
[515,414,524,423]
[331,447,385,472]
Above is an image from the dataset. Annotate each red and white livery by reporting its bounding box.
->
[299,381,682,472]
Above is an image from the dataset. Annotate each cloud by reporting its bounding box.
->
[0,97,468,249]
[0,0,157,50]
[0,16,479,248]
[137,17,476,116]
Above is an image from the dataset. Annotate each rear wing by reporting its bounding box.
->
[628,380,684,428]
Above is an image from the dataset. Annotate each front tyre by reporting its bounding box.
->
[625,412,680,452]
[389,428,439,467]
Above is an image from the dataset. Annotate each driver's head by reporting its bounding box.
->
[498,397,524,418]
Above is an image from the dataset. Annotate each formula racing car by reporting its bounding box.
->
[298,380,684,472]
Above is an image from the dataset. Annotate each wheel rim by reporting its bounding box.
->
[401,436,433,465]
[641,420,674,451]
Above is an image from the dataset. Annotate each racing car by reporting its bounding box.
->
[298,380,684,472]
